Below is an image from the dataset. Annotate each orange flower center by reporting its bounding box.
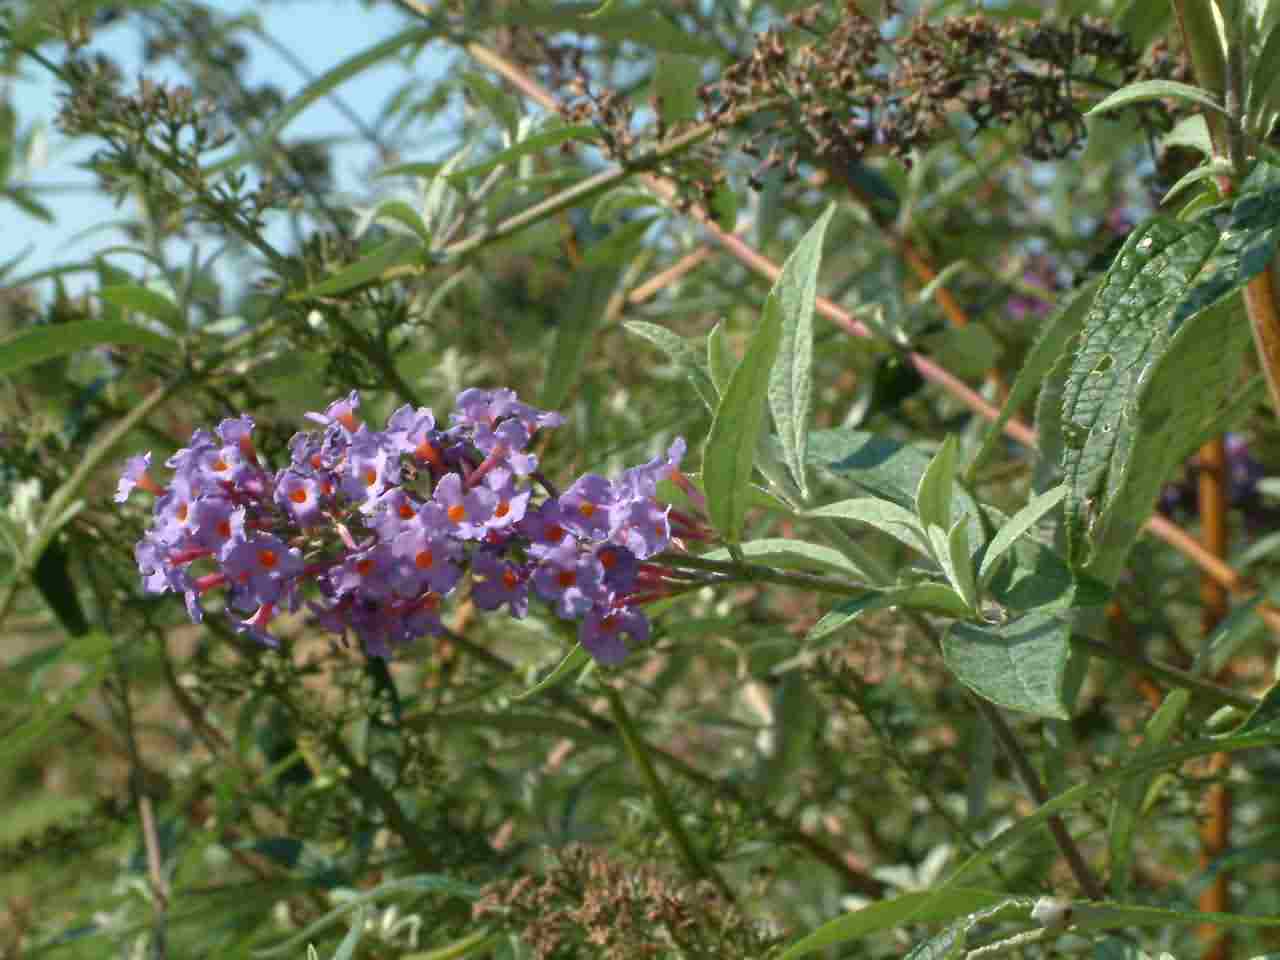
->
[495,501,510,519]
[447,504,466,523]
[257,548,278,569]
[415,550,434,569]
[356,558,373,576]
[501,569,518,589]
[579,502,595,518]
[363,467,377,487]
[415,441,443,467]
[557,570,576,589]
[289,487,308,504]
[399,503,415,519]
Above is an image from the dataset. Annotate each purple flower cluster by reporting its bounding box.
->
[117,389,689,664]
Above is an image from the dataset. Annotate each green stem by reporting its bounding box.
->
[603,686,737,904]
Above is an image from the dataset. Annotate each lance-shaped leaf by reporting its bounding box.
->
[704,210,832,542]
[767,204,836,500]
[1049,161,1280,586]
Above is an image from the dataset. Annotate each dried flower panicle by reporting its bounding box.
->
[473,845,775,959]
[118,389,695,663]
[707,5,1188,174]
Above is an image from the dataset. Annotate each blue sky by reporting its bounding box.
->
[5,0,455,283]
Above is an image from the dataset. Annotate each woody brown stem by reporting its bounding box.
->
[1196,438,1232,960]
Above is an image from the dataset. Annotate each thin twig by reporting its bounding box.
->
[604,686,737,903]
[974,696,1105,900]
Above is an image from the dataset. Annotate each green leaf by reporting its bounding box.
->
[294,237,422,299]
[1108,688,1188,898]
[32,537,89,637]
[809,429,977,516]
[942,520,977,611]
[1160,159,1233,205]
[1068,900,1280,932]
[513,644,593,700]
[98,283,184,332]
[380,125,600,185]
[703,229,805,543]
[370,199,432,244]
[967,277,1100,482]
[706,320,734,397]
[0,632,114,769]
[805,584,972,644]
[776,889,1012,960]
[1161,113,1213,155]
[1249,20,1280,117]
[919,324,999,381]
[1086,79,1227,117]
[0,320,174,378]
[540,267,617,409]
[978,485,1067,585]
[1052,164,1280,585]
[703,538,869,578]
[942,612,1072,719]
[624,320,717,411]
[806,497,929,555]
[916,435,958,532]
[654,53,702,125]
[768,205,835,502]
[207,26,436,175]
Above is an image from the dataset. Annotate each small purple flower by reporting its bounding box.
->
[432,472,496,540]
[559,474,617,541]
[532,537,605,618]
[115,452,155,502]
[518,501,572,556]
[330,542,399,600]
[370,487,424,540]
[305,390,361,433]
[617,438,687,500]
[220,526,303,606]
[595,543,639,593]
[275,470,326,527]
[483,474,532,534]
[217,414,256,453]
[578,603,649,665]
[470,549,529,617]
[385,404,445,466]
[611,498,672,559]
[391,526,463,596]
[189,496,236,552]
[341,428,399,509]
[152,473,201,545]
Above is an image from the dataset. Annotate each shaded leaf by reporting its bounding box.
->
[295,237,422,299]
[0,320,174,378]
[943,612,1071,719]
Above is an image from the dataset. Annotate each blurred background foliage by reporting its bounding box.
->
[2,0,1279,957]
